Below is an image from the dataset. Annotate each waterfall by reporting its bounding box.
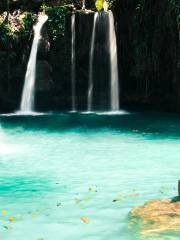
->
[82,0,86,10]
[87,12,98,112]
[87,11,119,112]
[108,11,119,111]
[20,14,48,113]
[71,14,76,111]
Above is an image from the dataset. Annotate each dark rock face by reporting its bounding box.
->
[0,37,31,113]
[74,11,111,111]
[36,11,111,112]
[74,11,94,111]
[113,0,179,112]
[51,11,112,111]
[36,60,53,92]
[35,13,72,111]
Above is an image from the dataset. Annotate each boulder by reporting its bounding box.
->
[130,198,180,236]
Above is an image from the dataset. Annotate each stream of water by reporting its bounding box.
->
[88,13,98,112]
[109,11,119,111]
[71,14,76,111]
[20,15,48,113]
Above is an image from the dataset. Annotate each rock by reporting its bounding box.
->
[36,60,53,92]
[130,199,180,235]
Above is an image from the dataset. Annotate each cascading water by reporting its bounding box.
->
[87,12,98,112]
[108,10,119,111]
[82,0,86,10]
[20,14,48,113]
[71,14,76,111]
[87,10,119,112]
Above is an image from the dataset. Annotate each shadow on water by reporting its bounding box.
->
[1,111,180,138]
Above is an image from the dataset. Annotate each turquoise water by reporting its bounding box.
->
[0,112,180,240]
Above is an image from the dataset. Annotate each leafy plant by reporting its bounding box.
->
[19,12,35,38]
[45,6,68,41]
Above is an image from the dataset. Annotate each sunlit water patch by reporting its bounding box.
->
[0,112,180,240]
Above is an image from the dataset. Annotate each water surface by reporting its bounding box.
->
[0,112,180,240]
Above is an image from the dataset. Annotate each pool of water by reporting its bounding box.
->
[0,111,180,240]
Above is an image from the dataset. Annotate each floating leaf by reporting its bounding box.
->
[31,213,37,219]
[128,193,140,197]
[81,216,90,224]
[113,198,122,202]
[3,225,12,230]
[8,216,15,222]
[2,210,7,216]
[74,198,82,204]
[56,202,61,207]
[88,186,97,192]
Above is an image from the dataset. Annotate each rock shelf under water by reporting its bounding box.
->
[130,198,180,236]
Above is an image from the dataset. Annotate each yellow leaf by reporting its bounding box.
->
[8,216,15,222]
[128,193,140,197]
[81,216,90,224]
[31,213,37,219]
[2,210,7,216]
[95,0,104,11]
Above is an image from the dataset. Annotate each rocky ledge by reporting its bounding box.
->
[130,198,180,236]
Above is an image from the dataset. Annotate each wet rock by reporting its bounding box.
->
[130,199,180,235]
[36,60,53,92]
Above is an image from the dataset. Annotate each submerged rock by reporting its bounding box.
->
[130,198,180,236]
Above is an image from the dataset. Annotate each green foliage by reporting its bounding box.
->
[0,22,11,47]
[168,0,179,12]
[0,10,35,66]
[0,22,17,63]
[41,3,50,13]
[106,0,116,8]
[21,12,34,31]
[19,12,35,38]
[44,6,68,41]
[0,11,35,45]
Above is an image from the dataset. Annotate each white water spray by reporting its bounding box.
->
[108,11,119,111]
[87,12,98,112]
[20,14,48,113]
[71,14,76,111]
